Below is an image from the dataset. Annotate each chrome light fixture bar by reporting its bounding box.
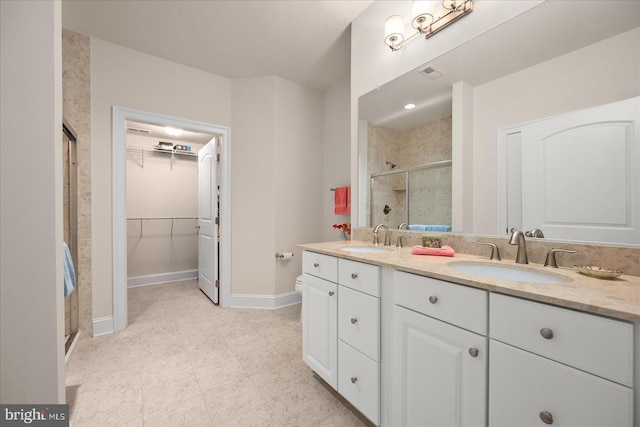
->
[384,0,473,52]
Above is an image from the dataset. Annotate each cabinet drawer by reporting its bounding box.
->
[302,251,337,282]
[394,271,488,335]
[338,258,380,297]
[338,286,380,361]
[338,340,380,426]
[489,340,633,427]
[490,293,634,386]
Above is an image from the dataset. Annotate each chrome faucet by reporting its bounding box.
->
[525,228,545,238]
[372,223,390,246]
[509,229,528,264]
[398,223,409,230]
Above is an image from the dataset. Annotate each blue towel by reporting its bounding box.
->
[425,225,451,232]
[63,242,76,299]
[408,224,452,232]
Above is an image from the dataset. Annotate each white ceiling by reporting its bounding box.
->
[62,0,373,92]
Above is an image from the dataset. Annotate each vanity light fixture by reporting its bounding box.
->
[384,0,473,52]
[164,126,183,137]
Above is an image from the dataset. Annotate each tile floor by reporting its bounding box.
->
[66,280,372,426]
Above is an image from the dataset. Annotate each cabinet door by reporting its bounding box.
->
[302,274,338,389]
[392,306,487,427]
[489,340,633,427]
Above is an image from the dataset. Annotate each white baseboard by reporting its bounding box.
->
[127,269,198,287]
[92,316,114,337]
[229,291,301,310]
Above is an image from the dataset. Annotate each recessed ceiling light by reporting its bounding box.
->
[404,103,416,110]
[164,126,183,136]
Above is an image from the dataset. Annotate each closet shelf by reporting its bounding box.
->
[126,144,196,169]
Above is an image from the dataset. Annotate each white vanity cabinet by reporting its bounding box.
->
[392,271,488,427]
[337,258,381,425]
[489,293,634,427]
[302,252,381,425]
[302,252,338,389]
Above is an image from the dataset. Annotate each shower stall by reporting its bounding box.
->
[63,119,79,354]
[369,160,452,228]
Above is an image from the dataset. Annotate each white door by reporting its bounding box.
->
[392,305,487,427]
[198,138,218,303]
[520,97,639,244]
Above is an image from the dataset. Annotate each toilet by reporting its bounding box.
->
[295,275,303,322]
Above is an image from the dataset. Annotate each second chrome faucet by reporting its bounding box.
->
[509,229,528,264]
[372,223,390,246]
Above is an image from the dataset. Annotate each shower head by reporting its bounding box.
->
[386,161,396,169]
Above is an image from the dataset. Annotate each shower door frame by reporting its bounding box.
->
[63,118,79,353]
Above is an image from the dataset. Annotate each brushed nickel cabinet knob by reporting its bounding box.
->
[540,328,554,339]
[539,411,553,424]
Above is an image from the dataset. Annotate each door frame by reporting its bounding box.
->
[112,106,232,332]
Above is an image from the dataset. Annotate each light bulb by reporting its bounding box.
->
[164,126,183,137]
[411,1,435,31]
[384,15,405,49]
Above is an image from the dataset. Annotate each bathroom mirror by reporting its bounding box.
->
[357,1,640,245]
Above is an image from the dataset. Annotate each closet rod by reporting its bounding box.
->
[127,217,198,221]
[127,217,198,237]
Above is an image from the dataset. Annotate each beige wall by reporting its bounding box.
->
[273,77,323,295]
[231,76,324,297]
[472,28,640,235]
[322,76,351,242]
[1,0,65,403]
[91,38,232,319]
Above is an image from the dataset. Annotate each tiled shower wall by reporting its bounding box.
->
[62,29,92,334]
[367,116,452,228]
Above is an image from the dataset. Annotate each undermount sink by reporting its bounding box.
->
[448,261,572,284]
[337,245,394,254]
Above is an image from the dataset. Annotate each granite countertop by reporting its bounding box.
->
[298,240,640,323]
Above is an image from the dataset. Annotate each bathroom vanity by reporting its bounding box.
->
[299,241,640,427]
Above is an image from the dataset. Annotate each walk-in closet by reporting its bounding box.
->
[125,121,218,300]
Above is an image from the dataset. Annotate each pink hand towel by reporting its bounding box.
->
[411,245,455,257]
[334,186,349,215]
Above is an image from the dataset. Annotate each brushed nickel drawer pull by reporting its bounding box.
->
[468,348,479,358]
[539,411,553,425]
[351,273,358,279]
[428,296,438,304]
[540,328,554,340]
[328,291,335,296]
[351,376,358,384]
[313,262,319,268]
[351,317,358,324]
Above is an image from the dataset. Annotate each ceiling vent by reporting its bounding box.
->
[419,65,444,80]
[127,127,150,134]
